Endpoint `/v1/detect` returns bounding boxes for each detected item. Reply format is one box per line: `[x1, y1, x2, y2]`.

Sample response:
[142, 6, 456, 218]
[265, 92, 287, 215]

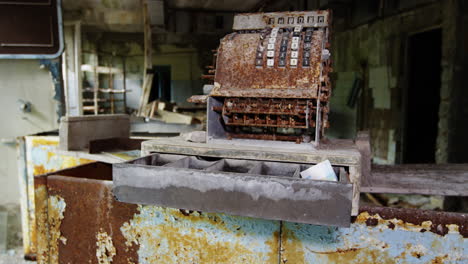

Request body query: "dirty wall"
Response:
[329, 1, 460, 164]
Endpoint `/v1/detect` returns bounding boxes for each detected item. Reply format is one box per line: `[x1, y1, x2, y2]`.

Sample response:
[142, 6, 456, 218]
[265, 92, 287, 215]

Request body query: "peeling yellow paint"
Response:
[60, 157, 94, 169]
[96, 229, 116, 264]
[121, 206, 277, 263]
[265, 231, 280, 264]
[31, 137, 59, 147]
[46, 151, 56, 162]
[34, 165, 48, 176]
[33, 157, 94, 176]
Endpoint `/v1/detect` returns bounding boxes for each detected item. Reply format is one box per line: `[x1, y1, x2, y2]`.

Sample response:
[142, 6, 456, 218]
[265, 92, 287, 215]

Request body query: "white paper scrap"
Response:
[300, 160, 338, 181]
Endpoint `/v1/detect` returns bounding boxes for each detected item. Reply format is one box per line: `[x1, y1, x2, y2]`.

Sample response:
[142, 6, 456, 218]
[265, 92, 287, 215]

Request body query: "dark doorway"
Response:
[149, 65, 171, 102]
[403, 28, 442, 163]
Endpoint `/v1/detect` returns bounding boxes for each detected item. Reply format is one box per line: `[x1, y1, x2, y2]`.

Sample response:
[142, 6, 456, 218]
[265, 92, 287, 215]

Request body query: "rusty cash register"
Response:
[113, 11, 370, 227]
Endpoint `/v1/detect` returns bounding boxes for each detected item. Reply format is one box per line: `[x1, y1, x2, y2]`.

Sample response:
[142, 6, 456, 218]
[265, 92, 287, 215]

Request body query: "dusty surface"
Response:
[0, 248, 34, 264]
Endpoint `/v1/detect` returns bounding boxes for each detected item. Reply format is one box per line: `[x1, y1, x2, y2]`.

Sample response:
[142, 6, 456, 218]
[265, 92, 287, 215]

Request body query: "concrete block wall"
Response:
[445, 0, 468, 163]
[330, 1, 462, 164]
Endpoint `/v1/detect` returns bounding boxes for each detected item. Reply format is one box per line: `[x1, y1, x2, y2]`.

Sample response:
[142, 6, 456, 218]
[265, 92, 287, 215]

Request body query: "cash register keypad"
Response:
[256, 26, 315, 68]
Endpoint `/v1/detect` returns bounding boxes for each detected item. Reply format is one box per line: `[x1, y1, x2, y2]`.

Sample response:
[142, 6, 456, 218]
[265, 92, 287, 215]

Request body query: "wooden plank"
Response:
[362, 164, 468, 196]
[142, 137, 362, 166]
[93, 51, 99, 115]
[156, 109, 193, 124]
[74, 22, 83, 116]
[81, 64, 122, 74]
[137, 0, 154, 116]
[63, 21, 83, 116]
[109, 62, 115, 114]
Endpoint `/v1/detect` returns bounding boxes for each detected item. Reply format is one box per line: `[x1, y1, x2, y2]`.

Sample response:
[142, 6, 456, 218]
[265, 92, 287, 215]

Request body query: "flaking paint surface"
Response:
[27, 136, 94, 176]
[282, 211, 467, 264]
[35, 173, 467, 264]
[48, 195, 66, 264]
[24, 136, 95, 257]
[121, 205, 280, 264]
[96, 230, 117, 264]
[35, 184, 49, 264]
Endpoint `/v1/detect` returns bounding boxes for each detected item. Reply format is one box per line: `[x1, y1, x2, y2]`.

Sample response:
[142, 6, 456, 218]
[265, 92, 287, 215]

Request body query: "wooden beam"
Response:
[81, 64, 122, 75]
[137, 0, 154, 116]
[92, 49, 99, 115]
[362, 164, 468, 196]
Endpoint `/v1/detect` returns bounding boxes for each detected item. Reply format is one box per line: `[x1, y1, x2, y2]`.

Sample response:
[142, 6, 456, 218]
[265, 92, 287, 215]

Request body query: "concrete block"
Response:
[59, 114, 130, 151]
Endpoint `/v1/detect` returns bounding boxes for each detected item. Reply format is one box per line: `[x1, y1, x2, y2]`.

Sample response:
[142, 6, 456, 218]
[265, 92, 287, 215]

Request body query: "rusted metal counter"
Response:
[17, 136, 140, 260]
[34, 161, 467, 263]
[19, 136, 468, 263]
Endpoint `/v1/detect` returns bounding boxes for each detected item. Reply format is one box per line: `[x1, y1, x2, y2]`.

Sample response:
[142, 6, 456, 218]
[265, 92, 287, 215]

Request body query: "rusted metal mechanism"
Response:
[198, 11, 332, 145]
[201, 49, 218, 82]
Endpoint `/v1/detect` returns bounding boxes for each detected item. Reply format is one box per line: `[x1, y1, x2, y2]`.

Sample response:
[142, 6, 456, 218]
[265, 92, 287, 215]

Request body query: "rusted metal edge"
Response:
[358, 205, 468, 238]
[233, 10, 330, 30]
[34, 176, 48, 263]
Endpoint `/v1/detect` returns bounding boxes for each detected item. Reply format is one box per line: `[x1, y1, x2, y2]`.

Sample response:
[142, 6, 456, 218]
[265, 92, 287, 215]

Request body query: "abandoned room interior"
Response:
[0, 0, 467, 263]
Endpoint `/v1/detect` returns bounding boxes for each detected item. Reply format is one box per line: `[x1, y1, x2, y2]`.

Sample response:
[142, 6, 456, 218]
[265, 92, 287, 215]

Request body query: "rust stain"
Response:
[411, 251, 423, 259]
[123, 222, 257, 262]
[34, 158, 94, 176]
[170, 209, 232, 234]
[357, 207, 468, 238]
[280, 227, 396, 264]
[280, 227, 305, 264]
[121, 206, 276, 263]
[34, 165, 48, 176]
[314, 247, 394, 264]
[365, 217, 378, 226]
[431, 255, 448, 264]
[357, 212, 438, 234]
[30, 154, 94, 261]
[208, 12, 333, 141]
[48, 195, 66, 264]
[213, 30, 325, 98]
[265, 230, 281, 263]
[46, 173, 140, 264]
[35, 183, 49, 264]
